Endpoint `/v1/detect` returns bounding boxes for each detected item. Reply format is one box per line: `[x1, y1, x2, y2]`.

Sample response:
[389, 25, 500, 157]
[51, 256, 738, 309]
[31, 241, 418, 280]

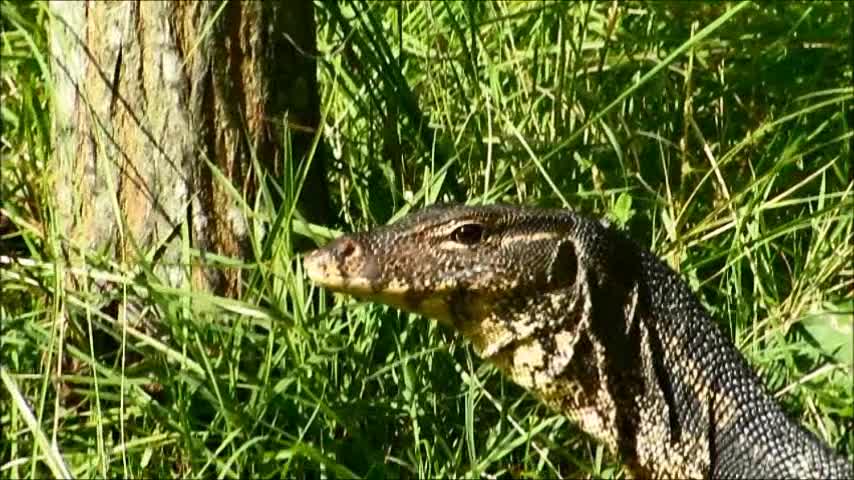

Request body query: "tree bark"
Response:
[49, 0, 328, 297]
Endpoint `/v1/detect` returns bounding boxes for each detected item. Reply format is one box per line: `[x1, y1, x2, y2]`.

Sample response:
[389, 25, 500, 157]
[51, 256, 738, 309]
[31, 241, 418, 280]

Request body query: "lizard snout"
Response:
[304, 236, 380, 293]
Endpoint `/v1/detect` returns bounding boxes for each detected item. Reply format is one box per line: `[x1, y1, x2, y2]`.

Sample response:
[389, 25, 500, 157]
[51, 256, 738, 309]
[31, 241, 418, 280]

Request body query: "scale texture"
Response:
[304, 203, 852, 478]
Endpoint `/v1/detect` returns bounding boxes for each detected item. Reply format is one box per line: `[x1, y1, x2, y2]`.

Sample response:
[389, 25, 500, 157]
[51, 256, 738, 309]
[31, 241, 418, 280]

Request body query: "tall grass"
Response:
[2, 1, 851, 478]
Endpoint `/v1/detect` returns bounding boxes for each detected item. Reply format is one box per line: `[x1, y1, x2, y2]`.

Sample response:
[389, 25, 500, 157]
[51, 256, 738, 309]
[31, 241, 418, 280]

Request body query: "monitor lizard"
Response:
[303, 203, 852, 478]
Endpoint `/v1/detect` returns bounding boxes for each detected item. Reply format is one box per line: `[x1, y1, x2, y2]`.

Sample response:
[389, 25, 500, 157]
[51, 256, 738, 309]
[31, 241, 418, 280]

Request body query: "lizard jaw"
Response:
[303, 239, 455, 323]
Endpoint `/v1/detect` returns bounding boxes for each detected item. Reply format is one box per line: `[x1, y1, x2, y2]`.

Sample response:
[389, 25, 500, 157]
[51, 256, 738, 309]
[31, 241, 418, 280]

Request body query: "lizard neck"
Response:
[454, 277, 627, 453]
[454, 235, 850, 478]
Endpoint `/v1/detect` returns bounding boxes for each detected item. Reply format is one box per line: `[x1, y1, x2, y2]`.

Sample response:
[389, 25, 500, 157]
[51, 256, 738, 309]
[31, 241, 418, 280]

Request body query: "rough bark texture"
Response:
[49, 0, 328, 297]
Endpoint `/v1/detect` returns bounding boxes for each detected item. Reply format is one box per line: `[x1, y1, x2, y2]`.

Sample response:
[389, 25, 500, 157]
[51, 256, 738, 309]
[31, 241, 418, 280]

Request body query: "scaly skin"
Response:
[304, 203, 852, 478]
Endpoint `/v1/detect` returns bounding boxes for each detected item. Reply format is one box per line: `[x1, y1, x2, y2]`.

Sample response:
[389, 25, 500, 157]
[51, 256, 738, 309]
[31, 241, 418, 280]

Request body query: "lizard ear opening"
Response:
[548, 240, 578, 287]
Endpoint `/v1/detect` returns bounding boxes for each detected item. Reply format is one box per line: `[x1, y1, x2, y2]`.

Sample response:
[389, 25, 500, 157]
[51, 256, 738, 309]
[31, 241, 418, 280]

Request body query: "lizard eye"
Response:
[450, 223, 485, 245]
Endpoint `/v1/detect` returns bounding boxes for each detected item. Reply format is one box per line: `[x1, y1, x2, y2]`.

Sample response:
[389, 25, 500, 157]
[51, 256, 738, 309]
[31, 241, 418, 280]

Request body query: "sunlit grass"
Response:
[1, 1, 851, 478]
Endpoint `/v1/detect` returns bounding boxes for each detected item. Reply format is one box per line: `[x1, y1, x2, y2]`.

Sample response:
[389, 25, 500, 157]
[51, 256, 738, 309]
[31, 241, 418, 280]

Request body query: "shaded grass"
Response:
[2, 1, 852, 478]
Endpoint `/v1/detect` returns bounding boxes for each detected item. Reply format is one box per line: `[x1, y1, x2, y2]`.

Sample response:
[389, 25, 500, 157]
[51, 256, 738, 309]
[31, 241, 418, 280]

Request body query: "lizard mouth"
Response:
[304, 237, 455, 323]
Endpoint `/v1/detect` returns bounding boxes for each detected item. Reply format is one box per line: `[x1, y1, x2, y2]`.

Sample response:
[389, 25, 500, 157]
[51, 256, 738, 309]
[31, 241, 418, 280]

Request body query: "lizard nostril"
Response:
[337, 238, 357, 259]
[330, 238, 367, 270]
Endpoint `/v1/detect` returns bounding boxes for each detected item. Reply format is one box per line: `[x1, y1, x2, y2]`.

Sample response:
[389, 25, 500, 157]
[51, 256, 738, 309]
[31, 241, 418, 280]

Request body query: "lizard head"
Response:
[303, 204, 585, 333]
[304, 203, 640, 422]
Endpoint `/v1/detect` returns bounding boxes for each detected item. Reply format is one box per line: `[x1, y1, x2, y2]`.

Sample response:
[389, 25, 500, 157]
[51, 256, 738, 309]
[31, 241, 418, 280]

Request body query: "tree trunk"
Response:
[49, 0, 328, 297]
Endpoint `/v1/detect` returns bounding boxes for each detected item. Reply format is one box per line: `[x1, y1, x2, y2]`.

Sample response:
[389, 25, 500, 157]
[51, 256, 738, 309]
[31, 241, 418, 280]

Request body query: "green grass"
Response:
[2, 1, 852, 478]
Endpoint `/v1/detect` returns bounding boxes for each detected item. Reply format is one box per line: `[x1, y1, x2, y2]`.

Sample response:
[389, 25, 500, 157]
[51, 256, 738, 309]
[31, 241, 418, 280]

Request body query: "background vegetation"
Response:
[2, 1, 852, 478]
